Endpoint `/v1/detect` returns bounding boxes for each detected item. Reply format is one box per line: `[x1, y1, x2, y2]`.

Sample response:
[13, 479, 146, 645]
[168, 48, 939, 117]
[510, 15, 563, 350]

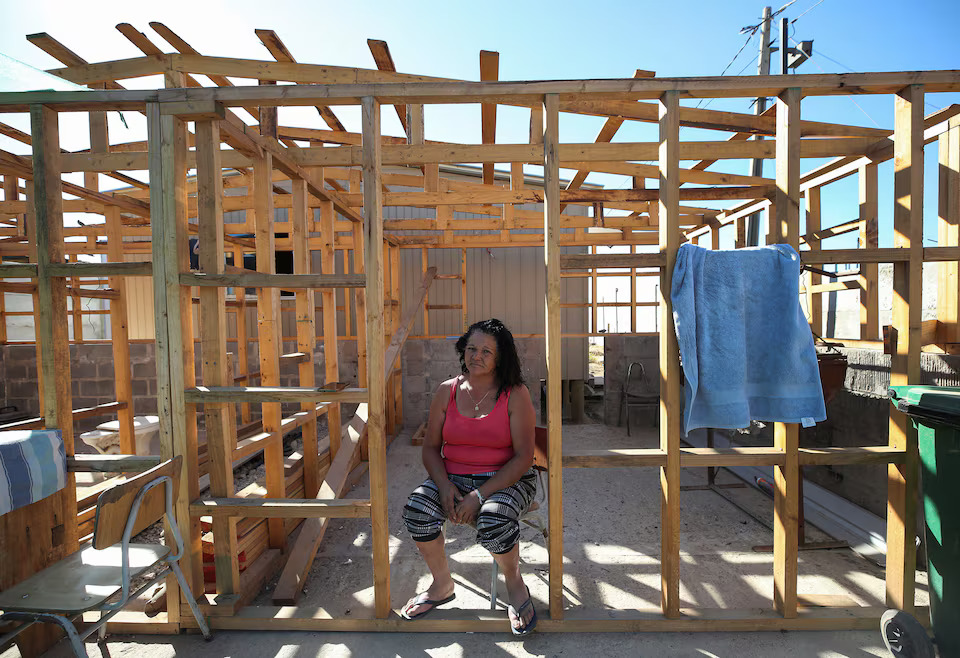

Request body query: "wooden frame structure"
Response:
[2, 26, 960, 642]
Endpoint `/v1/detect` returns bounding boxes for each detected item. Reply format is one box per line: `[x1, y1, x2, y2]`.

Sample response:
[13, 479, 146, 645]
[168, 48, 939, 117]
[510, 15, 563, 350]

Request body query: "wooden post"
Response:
[806, 188, 822, 334]
[543, 93, 565, 620]
[887, 84, 924, 614]
[658, 90, 682, 619]
[937, 118, 960, 343]
[362, 95, 391, 619]
[320, 200, 341, 458]
[773, 87, 801, 619]
[351, 171, 368, 387]
[421, 246, 430, 337]
[860, 163, 880, 341]
[391, 244, 403, 428]
[149, 98, 202, 615]
[104, 206, 136, 455]
[253, 152, 286, 550]
[9, 104, 79, 655]
[460, 247, 467, 331]
[195, 117, 240, 597]
[292, 177, 319, 498]
[234, 246, 251, 425]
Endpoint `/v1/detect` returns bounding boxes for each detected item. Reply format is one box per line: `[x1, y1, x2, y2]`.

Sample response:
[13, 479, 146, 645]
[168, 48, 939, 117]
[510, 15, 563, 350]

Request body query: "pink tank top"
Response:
[442, 376, 514, 475]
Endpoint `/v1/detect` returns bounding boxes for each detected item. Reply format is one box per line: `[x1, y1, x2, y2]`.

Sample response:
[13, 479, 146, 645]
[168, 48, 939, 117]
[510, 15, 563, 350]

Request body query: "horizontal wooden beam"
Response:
[180, 272, 366, 288]
[562, 446, 911, 468]
[183, 604, 910, 633]
[4, 70, 959, 112]
[0, 263, 38, 278]
[184, 386, 367, 404]
[190, 498, 371, 519]
[47, 262, 153, 277]
[560, 253, 666, 270]
[67, 454, 162, 472]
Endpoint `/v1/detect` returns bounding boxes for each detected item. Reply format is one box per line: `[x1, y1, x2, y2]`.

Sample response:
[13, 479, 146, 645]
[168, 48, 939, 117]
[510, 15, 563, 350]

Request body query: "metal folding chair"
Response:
[0, 456, 211, 657]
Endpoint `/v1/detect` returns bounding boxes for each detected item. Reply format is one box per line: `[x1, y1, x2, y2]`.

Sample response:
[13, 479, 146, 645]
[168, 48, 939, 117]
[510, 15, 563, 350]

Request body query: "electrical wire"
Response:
[791, 37, 883, 128]
[792, 0, 827, 23]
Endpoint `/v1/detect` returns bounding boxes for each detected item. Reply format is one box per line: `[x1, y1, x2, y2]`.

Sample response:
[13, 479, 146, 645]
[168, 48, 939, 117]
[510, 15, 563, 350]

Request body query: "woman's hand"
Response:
[453, 490, 482, 526]
[439, 481, 462, 520]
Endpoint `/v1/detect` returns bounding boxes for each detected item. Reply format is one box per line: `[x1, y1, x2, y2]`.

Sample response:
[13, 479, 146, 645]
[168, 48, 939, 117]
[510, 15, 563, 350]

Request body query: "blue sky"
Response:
[1, 0, 959, 330]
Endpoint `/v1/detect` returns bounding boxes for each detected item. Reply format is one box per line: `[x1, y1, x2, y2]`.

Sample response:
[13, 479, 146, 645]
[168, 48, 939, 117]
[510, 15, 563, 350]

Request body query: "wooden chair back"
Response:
[532, 425, 549, 471]
[92, 456, 182, 550]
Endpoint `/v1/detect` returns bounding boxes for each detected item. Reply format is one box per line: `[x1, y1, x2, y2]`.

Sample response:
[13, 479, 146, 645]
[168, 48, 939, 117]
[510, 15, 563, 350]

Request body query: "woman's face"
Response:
[464, 331, 498, 378]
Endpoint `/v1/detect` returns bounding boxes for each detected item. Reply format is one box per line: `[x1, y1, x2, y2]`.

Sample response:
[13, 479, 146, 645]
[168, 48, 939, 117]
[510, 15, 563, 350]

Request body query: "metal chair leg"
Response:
[489, 559, 498, 610]
[170, 561, 212, 640]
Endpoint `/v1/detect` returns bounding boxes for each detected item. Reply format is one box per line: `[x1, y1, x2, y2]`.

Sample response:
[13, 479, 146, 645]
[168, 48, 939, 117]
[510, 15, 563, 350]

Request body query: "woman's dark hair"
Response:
[455, 318, 524, 400]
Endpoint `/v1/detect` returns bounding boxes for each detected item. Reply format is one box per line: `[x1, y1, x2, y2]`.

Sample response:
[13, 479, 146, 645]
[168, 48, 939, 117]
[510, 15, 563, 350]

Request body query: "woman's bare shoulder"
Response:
[437, 376, 460, 395]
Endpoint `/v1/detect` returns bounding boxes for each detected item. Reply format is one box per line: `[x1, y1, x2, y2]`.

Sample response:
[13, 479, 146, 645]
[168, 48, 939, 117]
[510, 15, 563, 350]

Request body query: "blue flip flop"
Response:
[400, 592, 456, 620]
[508, 586, 538, 636]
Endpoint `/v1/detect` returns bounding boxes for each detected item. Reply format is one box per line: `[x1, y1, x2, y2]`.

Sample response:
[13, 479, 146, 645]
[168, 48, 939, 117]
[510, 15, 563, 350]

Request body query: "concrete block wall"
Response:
[400, 337, 545, 429]
[0, 340, 361, 438]
[602, 335, 659, 430]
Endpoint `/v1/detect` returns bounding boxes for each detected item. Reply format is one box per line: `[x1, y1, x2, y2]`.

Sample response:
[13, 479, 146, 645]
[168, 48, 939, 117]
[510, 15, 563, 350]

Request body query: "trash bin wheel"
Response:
[881, 609, 935, 658]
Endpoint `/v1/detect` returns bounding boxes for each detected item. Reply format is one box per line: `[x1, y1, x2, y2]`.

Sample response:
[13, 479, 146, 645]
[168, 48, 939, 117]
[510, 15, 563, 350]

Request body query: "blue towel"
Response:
[0, 429, 66, 516]
[670, 243, 826, 434]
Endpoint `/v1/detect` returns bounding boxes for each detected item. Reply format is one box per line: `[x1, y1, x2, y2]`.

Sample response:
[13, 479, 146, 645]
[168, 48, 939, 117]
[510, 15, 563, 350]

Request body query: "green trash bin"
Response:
[886, 385, 960, 657]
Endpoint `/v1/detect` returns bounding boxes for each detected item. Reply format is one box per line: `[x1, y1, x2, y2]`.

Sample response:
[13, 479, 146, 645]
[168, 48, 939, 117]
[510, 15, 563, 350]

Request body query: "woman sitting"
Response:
[401, 318, 538, 635]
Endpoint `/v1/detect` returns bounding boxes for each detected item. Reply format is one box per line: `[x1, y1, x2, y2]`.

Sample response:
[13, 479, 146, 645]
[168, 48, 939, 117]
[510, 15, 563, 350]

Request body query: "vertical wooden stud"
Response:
[887, 84, 924, 613]
[658, 90, 682, 619]
[105, 206, 136, 455]
[806, 188, 822, 334]
[860, 163, 881, 341]
[362, 95, 391, 619]
[320, 200, 342, 458]
[937, 118, 959, 343]
[292, 177, 319, 497]
[773, 87, 801, 619]
[543, 93, 565, 620]
[253, 152, 286, 550]
[196, 117, 240, 596]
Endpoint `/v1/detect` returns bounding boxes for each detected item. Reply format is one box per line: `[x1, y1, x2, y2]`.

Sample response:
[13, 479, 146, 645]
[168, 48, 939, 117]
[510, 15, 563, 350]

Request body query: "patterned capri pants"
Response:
[402, 469, 538, 555]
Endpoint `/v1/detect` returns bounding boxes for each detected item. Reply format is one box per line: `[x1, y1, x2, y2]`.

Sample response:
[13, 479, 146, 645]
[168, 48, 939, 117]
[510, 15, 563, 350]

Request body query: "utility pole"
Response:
[746, 5, 772, 247]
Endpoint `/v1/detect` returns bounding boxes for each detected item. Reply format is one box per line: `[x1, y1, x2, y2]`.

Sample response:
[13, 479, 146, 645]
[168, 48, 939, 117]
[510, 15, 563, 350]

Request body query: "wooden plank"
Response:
[658, 90, 682, 619]
[362, 96, 391, 620]
[105, 206, 136, 456]
[859, 164, 880, 340]
[292, 177, 319, 498]
[191, 498, 371, 519]
[148, 102, 202, 613]
[180, 272, 364, 288]
[937, 117, 960, 344]
[185, 386, 366, 404]
[543, 93, 565, 620]
[480, 50, 499, 186]
[196, 118, 240, 597]
[805, 188, 822, 332]
[4, 105, 77, 656]
[366, 40, 407, 131]
[320, 199, 341, 459]
[67, 454, 161, 472]
[45, 262, 153, 277]
[560, 253, 666, 269]
[252, 151, 287, 551]
[886, 84, 924, 614]
[184, 604, 900, 633]
[773, 88, 801, 620]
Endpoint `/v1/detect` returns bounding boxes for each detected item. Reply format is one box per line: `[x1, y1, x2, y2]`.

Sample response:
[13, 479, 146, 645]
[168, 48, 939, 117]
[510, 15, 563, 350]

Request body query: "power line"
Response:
[792, 0, 827, 22]
[792, 38, 882, 128]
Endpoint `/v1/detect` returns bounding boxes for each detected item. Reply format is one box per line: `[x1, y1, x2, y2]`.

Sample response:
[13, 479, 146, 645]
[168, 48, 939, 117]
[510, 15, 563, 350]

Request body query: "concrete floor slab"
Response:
[2, 421, 924, 657]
